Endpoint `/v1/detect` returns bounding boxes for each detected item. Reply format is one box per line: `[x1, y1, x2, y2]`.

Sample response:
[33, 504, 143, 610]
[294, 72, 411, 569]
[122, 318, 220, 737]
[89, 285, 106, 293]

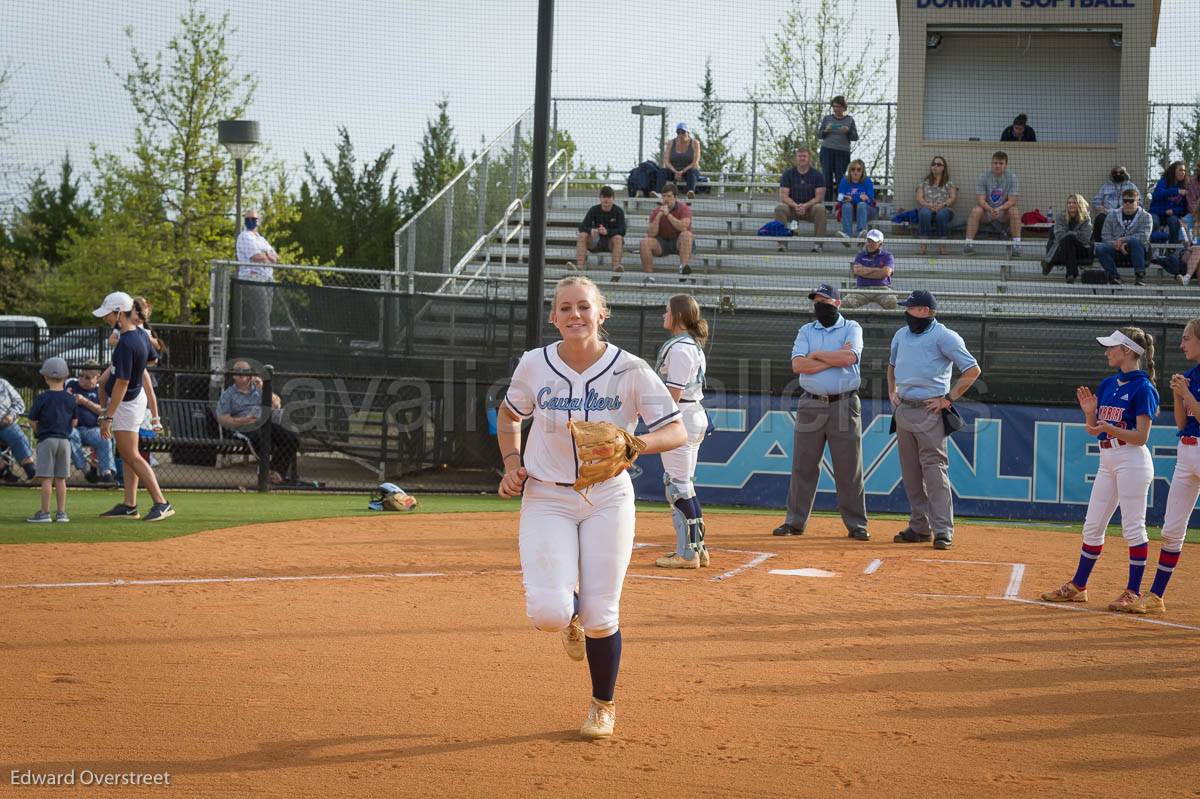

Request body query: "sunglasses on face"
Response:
[1122, 198, 1137, 204]
[931, 162, 945, 166]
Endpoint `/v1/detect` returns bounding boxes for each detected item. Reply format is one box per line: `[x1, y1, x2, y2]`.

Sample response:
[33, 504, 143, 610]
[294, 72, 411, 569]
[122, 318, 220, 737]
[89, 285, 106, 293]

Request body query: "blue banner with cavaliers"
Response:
[632, 394, 1197, 526]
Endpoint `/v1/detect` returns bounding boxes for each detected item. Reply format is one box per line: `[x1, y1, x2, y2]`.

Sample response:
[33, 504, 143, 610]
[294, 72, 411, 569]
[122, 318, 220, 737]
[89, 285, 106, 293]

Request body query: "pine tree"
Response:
[697, 58, 744, 177]
[405, 98, 466, 217]
[13, 153, 93, 266]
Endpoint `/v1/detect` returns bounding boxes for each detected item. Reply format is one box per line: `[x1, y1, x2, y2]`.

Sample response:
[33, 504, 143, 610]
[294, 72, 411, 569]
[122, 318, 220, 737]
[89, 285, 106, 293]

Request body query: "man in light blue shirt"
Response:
[773, 284, 870, 541]
[887, 290, 981, 550]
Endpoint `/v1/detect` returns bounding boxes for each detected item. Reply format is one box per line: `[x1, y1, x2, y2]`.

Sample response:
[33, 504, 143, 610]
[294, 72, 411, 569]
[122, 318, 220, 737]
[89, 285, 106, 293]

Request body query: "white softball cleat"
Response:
[580, 698, 616, 739]
[561, 614, 586, 661]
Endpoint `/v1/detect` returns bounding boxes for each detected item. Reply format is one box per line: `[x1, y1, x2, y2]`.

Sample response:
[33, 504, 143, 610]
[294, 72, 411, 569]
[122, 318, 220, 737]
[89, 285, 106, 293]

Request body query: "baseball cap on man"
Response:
[899, 289, 937, 309]
[39, 356, 69, 380]
[1096, 329, 1144, 355]
[92, 291, 134, 317]
[865, 229, 885, 243]
[676, 122, 690, 133]
[808, 283, 841, 301]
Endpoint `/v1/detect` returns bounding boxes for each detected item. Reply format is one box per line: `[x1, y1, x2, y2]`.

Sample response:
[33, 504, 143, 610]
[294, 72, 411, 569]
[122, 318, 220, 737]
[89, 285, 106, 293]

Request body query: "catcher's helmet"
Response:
[368, 482, 418, 512]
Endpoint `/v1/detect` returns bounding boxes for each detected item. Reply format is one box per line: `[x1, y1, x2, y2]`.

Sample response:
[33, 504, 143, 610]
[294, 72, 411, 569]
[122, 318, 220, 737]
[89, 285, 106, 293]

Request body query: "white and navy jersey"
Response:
[504, 343, 680, 484]
[655, 334, 706, 403]
[1094, 369, 1159, 441]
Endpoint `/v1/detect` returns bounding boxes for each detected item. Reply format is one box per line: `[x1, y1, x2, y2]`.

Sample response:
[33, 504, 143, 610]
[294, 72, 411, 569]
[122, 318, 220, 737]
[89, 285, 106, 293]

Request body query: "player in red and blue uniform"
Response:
[1136, 319, 1200, 614]
[1042, 327, 1159, 612]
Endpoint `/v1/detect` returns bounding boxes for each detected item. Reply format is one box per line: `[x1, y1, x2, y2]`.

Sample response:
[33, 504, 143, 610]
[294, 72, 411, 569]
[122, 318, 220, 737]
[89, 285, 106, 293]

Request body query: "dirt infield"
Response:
[2, 512, 1200, 799]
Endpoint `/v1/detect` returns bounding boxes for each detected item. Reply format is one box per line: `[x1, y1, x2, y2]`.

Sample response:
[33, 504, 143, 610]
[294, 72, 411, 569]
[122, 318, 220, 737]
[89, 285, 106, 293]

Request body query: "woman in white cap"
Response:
[93, 291, 175, 521]
[1041, 327, 1158, 612]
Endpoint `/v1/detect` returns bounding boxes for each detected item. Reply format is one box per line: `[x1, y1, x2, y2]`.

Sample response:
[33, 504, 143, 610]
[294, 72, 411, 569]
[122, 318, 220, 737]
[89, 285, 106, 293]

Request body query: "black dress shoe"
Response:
[848, 529, 871, 541]
[772, 523, 804, 536]
[893, 528, 932, 543]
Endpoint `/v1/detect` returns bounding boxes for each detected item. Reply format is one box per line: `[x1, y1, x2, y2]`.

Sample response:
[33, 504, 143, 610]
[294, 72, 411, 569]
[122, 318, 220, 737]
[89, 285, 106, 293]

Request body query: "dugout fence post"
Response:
[257, 365, 274, 494]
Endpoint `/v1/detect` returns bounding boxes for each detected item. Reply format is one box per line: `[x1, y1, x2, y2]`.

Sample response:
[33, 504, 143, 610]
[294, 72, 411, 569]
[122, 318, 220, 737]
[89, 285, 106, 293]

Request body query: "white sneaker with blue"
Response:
[144, 502, 175, 522]
[54, 511, 69, 523]
[26, 510, 52, 524]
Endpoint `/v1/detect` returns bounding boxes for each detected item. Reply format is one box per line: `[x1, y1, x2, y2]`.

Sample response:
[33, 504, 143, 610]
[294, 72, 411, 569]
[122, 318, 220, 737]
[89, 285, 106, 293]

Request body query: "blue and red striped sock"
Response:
[1149, 548, 1182, 598]
[1070, 543, 1103, 588]
[1127, 543, 1149, 594]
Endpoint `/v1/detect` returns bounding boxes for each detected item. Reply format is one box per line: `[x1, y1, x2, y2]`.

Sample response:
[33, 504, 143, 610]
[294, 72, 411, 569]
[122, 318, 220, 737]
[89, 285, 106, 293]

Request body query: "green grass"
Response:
[0, 487, 1195, 545]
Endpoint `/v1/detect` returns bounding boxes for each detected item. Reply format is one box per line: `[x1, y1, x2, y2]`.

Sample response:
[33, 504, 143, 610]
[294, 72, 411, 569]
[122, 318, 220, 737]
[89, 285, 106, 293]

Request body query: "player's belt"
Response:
[802, 390, 858, 403]
[1099, 438, 1128, 449]
[679, 399, 699, 403]
[899, 398, 931, 408]
[531, 476, 576, 488]
[1180, 436, 1199, 446]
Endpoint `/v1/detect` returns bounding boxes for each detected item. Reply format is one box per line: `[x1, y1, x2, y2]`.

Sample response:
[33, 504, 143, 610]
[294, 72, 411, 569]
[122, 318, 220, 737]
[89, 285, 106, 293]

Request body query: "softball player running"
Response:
[653, 295, 710, 569]
[1136, 319, 1200, 614]
[497, 275, 686, 739]
[1042, 327, 1158, 612]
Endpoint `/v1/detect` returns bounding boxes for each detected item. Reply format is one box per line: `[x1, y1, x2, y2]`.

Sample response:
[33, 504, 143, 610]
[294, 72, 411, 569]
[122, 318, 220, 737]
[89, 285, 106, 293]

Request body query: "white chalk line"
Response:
[710, 551, 776, 582]
[1005, 596, 1200, 632]
[628, 574, 686, 581]
[863, 558, 883, 575]
[0, 572, 447, 590]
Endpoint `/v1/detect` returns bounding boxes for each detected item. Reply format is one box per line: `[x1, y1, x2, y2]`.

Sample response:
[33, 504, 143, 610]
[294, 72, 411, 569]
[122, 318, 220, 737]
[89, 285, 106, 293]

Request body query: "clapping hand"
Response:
[1076, 386, 1098, 415]
[1170, 373, 1190, 397]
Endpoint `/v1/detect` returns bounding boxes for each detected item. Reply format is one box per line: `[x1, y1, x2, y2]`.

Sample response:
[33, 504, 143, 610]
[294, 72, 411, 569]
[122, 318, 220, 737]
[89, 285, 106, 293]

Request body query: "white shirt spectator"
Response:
[236, 228, 277, 282]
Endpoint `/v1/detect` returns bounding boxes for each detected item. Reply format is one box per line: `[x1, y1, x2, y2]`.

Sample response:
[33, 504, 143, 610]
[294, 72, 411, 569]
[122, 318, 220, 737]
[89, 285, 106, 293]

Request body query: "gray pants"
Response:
[894, 402, 954, 540]
[784, 394, 868, 535]
[240, 282, 273, 341]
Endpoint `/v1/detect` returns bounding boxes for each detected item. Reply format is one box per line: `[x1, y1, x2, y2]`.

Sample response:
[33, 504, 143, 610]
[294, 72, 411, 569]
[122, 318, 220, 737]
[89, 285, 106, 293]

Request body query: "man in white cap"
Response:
[841, 229, 897, 310]
[235, 208, 277, 341]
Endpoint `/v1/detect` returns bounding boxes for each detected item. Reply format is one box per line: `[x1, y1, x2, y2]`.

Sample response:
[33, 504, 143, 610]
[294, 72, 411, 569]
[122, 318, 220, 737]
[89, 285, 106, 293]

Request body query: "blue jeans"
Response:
[70, 425, 115, 474]
[918, 207, 954, 238]
[656, 167, 698, 194]
[0, 422, 33, 462]
[1155, 213, 1183, 243]
[820, 148, 851, 197]
[1096, 239, 1146, 277]
[841, 202, 870, 236]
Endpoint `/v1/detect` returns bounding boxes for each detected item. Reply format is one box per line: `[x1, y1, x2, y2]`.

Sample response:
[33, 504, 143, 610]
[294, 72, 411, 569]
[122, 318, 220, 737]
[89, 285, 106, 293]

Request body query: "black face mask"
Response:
[1112, 171, 1128, 183]
[814, 303, 840, 328]
[905, 312, 933, 334]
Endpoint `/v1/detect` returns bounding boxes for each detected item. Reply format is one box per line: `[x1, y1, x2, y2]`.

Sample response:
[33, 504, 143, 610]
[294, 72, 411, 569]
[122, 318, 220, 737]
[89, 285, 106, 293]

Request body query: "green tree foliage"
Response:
[11, 153, 93, 266]
[698, 58, 746, 177]
[405, 98, 466, 217]
[751, 0, 891, 175]
[283, 127, 403, 268]
[50, 1, 254, 323]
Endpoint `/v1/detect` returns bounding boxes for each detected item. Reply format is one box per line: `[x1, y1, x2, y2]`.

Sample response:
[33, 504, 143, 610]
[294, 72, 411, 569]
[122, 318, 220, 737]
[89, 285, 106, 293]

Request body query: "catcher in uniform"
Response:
[653, 294, 711, 569]
[497, 275, 686, 740]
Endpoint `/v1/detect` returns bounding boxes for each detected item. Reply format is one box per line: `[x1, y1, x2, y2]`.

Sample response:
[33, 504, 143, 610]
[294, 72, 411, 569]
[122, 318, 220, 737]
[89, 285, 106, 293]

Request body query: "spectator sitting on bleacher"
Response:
[1150, 161, 1190, 245]
[1174, 238, 1200, 287]
[638, 183, 694, 284]
[658, 123, 701, 200]
[1095, 188, 1152, 286]
[216, 361, 302, 485]
[1000, 114, 1036, 142]
[837, 159, 875, 245]
[964, 151, 1022, 257]
[916, 156, 957, 255]
[0, 376, 36, 481]
[818, 96, 859, 200]
[576, 186, 626, 279]
[1186, 159, 1200, 231]
[774, 147, 827, 254]
[840, 229, 896, 310]
[1041, 194, 1093, 284]
[1092, 165, 1137, 244]
[66, 361, 116, 483]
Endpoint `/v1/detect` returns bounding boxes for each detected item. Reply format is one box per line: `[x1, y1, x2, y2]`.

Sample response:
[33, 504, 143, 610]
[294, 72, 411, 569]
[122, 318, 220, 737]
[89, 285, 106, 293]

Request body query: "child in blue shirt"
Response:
[26, 357, 77, 523]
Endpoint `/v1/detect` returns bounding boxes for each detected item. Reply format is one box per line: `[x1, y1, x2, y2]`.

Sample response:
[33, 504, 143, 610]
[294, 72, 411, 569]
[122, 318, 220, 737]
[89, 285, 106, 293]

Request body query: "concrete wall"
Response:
[894, 0, 1158, 220]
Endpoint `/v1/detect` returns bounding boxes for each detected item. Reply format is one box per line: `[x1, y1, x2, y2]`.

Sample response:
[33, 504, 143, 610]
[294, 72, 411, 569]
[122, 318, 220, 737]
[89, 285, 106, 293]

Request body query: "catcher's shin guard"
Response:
[687, 517, 706, 554]
[665, 475, 704, 555]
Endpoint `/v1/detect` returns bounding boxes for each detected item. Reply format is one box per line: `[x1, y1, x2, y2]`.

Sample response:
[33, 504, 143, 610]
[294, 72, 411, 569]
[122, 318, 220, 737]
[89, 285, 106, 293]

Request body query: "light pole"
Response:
[217, 119, 261, 254]
[630, 104, 666, 164]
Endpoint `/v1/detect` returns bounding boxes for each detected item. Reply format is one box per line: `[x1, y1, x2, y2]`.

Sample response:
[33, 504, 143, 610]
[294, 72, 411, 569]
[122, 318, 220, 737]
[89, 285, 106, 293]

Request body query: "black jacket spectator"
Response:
[578, 204, 626, 238]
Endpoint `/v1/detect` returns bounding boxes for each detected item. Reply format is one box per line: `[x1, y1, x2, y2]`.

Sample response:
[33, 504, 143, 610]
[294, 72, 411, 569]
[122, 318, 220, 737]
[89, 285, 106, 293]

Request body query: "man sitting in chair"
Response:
[215, 360, 302, 485]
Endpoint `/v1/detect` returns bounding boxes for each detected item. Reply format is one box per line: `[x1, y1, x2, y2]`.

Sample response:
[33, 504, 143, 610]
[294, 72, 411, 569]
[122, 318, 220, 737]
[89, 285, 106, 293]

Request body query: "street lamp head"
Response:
[218, 119, 261, 160]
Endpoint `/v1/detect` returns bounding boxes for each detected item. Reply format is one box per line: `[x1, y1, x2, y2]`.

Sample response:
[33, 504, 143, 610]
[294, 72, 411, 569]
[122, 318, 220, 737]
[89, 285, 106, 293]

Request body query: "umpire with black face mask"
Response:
[773, 284, 870, 541]
[887, 290, 981, 550]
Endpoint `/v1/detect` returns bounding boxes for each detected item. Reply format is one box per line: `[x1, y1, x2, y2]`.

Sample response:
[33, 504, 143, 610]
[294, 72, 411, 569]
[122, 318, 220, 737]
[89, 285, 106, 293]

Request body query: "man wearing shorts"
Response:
[576, 186, 627, 279]
[638, 182, 693, 282]
[964, 151, 1023, 257]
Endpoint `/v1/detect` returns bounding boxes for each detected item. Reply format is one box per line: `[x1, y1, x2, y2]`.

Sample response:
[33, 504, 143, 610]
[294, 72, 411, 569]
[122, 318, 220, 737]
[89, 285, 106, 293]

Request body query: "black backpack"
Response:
[626, 160, 658, 197]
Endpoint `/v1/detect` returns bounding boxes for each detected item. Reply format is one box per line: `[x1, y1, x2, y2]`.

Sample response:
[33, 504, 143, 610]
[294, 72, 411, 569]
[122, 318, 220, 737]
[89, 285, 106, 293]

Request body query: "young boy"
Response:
[26, 357, 77, 523]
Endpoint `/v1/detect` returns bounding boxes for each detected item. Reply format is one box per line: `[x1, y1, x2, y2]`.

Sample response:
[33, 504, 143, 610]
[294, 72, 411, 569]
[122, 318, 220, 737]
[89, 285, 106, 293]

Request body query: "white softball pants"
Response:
[1161, 442, 1200, 551]
[519, 473, 635, 638]
[660, 403, 708, 490]
[1081, 444, 1153, 548]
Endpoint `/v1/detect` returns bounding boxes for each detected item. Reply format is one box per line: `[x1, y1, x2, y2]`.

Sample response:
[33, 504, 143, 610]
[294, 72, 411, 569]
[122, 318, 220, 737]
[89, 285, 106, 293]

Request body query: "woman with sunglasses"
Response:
[916, 157, 957, 255]
[836, 159, 876, 243]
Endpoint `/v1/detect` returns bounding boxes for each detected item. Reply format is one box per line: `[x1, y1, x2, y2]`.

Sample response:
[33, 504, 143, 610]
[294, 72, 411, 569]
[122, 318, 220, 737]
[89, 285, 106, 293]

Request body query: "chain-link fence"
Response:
[1148, 102, 1200, 178]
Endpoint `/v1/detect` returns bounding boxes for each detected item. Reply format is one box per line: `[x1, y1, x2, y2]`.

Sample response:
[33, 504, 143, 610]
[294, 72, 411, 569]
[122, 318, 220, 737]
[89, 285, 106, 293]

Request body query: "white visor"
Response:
[1096, 330, 1144, 356]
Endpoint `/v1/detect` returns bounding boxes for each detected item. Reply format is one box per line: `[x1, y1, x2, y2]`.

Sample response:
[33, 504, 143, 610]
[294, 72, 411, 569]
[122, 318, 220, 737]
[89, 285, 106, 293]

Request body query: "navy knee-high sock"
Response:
[573, 591, 580, 618]
[1071, 543, 1103, 588]
[585, 630, 622, 702]
[1127, 543, 1149, 594]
